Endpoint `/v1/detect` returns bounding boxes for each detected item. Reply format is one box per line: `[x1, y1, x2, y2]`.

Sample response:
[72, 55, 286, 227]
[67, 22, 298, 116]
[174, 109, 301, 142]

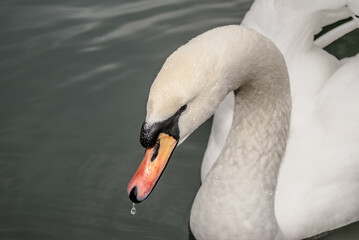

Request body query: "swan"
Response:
[127, 1, 359, 240]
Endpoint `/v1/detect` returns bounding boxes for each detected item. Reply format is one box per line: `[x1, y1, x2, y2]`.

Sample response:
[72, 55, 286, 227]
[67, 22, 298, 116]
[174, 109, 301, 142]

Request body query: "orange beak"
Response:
[127, 133, 177, 203]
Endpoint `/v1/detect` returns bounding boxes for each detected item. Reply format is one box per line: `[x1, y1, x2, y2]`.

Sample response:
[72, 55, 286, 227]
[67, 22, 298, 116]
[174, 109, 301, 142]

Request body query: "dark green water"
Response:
[0, 0, 358, 239]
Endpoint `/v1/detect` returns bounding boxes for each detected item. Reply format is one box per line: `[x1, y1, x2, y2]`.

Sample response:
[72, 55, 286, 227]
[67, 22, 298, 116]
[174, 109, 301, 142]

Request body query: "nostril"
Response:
[151, 142, 160, 162]
[129, 186, 141, 203]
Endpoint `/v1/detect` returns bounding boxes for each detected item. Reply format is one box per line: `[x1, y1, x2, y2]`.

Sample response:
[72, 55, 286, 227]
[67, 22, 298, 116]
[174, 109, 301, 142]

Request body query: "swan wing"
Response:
[275, 54, 359, 238]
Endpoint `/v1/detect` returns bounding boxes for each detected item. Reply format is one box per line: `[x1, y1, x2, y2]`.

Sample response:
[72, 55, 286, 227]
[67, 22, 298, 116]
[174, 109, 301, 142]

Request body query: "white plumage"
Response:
[200, 1, 359, 239]
[142, 0, 359, 239]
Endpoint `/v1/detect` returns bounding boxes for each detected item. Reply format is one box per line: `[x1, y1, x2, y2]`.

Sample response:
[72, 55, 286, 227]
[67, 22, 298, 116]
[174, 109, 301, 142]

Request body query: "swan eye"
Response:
[179, 104, 187, 113]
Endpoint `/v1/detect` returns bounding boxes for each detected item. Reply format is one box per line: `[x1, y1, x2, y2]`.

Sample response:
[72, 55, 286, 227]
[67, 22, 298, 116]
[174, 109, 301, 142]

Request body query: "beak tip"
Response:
[129, 186, 142, 203]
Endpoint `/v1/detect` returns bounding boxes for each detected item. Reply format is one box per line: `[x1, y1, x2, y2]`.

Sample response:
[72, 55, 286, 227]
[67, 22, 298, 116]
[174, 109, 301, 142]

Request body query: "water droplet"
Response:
[131, 203, 136, 215]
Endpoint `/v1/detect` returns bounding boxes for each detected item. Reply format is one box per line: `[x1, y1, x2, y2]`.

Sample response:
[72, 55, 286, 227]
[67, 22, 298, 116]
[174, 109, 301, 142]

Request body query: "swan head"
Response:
[143, 42, 229, 146]
[127, 25, 255, 203]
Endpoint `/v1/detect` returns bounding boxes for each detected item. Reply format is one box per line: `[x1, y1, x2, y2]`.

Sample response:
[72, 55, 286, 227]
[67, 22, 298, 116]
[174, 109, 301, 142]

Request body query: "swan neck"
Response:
[191, 28, 291, 240]
[220, 51, 290, 238]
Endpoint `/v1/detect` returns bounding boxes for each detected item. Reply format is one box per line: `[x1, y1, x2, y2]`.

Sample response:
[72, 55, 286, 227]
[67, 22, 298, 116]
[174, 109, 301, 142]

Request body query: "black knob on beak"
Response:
[140, 122, 161, 148]
[140, 107, 183, 148]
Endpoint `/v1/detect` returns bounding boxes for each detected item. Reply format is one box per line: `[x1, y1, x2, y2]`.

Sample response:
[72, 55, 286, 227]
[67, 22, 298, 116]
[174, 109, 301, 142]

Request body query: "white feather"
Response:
[199, 0, 359, 239]
[144, 1, 359, 239]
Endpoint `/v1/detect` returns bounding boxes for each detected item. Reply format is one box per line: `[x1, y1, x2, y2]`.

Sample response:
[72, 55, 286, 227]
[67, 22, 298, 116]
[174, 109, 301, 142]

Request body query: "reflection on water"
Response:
[0, 0, 358, 239]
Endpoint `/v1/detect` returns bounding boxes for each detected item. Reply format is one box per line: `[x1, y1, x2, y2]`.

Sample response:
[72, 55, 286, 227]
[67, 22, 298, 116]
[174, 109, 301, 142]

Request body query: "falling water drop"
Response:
[131, 203, 136, 215]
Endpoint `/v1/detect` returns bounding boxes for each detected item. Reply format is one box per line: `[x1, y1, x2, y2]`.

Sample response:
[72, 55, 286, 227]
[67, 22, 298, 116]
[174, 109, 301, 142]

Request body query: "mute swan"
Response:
[127, 1, 359, 240]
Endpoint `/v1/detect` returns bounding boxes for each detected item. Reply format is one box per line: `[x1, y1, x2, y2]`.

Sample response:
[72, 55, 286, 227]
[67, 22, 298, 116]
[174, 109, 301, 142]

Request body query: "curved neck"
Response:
[191, 27, 291, 240]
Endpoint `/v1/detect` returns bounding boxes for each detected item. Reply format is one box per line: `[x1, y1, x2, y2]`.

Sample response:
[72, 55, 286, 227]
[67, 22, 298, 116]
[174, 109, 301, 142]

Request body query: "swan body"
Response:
[129, 1, 359, 239]
[200, 1, 359, 238]
[202, 0, 359, 181]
